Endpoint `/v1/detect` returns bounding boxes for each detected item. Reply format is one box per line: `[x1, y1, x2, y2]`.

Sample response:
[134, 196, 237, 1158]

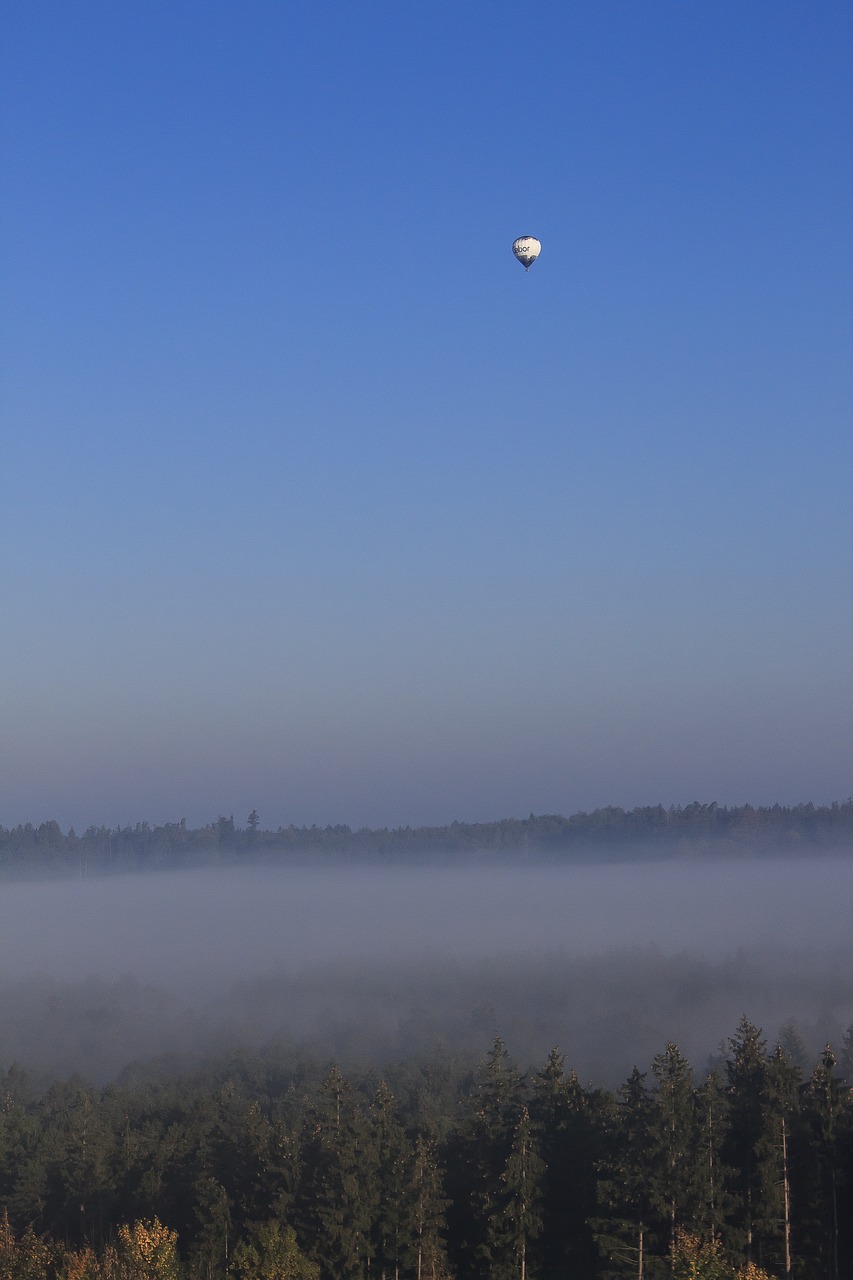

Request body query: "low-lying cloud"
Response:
[1, 854, 850, 1085]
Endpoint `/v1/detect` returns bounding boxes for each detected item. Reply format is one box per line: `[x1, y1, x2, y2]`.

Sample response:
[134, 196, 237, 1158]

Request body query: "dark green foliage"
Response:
[487, 1106, 543, 1280]
[758, 1046, 800, 1278]
[529, 1048, 602, 1278]
[0, 1022, 852, 1279]
[724, 1018, 771, 1265]
[294, 1067, 375, 1280]
[650, 1042, 701, 1251]
[367, 1081, 413, 1280]
[799, 1045, 848, 1280]
[446, 1037, 526, 1279]
[693, 1070, 737, 1247]
[410, 1133, 451, 1280]
[188, 1173, 231, 1280]
[593, 1067, 660, 1278]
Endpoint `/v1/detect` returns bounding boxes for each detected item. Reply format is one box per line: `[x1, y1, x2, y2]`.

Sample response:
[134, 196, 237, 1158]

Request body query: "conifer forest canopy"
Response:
[0, 803, 852, 1277]
[0, 1024, 851, 1279]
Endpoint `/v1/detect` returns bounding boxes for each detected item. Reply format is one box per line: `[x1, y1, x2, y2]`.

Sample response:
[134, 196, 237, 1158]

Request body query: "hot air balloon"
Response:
[512, 236, 541, 270]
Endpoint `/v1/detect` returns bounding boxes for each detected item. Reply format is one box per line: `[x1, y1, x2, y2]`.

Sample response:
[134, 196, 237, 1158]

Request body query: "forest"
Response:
[1, 801, 851, 878]
[0, 1020, 851, 1280]
[1, 809, 850, 1277]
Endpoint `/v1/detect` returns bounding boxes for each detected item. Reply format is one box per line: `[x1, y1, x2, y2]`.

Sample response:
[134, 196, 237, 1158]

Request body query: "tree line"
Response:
[1, 801, 851, 877]
[1, 1018, 851, 1279]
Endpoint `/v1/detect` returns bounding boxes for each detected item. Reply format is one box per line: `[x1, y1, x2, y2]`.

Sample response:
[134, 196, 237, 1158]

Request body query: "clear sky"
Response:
[2, 1, 851, 831]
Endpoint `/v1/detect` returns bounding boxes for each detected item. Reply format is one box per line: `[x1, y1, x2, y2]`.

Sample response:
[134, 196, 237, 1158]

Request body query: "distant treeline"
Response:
[0, 1019, 851, 1279]
[1, 801, 851, 877]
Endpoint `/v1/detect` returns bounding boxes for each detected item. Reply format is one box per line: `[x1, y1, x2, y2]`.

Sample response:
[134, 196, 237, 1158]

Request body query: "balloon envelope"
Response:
[512, 236, 541, 270]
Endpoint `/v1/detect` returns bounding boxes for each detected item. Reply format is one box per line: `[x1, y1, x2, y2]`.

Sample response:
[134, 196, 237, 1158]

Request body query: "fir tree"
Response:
[802, 1045, 847, 1280]
[188, 1174, 231, 1280]
[470, 1038, 525, 1278]
[694, 1071, 736, 1248]
[757, 1046, 800, 1280]
[295, 1067, 374, 1280]
[445, 1037, 524, 1280]
[410, 1134, 451, 1280]
[489, 1107, 543, 1280]
[368, 1081, 411, 1280]
[593, 1067, 659, 1279]
[650, 1043, 699, 1252]
[724, 1018, 769, 1269]
[530, 1048, 601, 1279]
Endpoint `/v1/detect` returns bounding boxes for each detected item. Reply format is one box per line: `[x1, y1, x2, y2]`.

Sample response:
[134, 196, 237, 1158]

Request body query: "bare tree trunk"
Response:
[707, 1095, 717, 1245]
[746, 1187, 753, 1265]
[670, 1199, 676, 1255]
[830, 1163, 839, 1280]
[781, 1116, 792, 1280]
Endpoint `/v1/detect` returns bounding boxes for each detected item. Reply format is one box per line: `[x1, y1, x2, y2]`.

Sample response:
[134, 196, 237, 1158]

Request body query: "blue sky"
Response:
[2, 1, 851, 831]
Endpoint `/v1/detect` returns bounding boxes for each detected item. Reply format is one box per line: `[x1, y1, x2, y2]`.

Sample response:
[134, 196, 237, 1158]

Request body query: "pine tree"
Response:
[724, 1018, 769, 1269]
[650, 1043, 699, 1252]
[207, 1084, 276, 1230]
[757, 1046, 800, 1280]
[803, 1045, 847, 1280]
[530, 1048, 601, 1279]
[489, 1107, 543, 1280]
[593, 1068, 659, 1279]
[410, 1135, 451, 1280]
[38, 1080, 114, 1247]
[467, 1038, 525, 1279]
[693, 1071, 735, 1247]
[295, 1067, 374, 1280]
[475, 1039, 526, 1138]
[368, 1081, 411, 1280]
[188, 1174, 231, 1280]
[0, 1070, 43, 1231]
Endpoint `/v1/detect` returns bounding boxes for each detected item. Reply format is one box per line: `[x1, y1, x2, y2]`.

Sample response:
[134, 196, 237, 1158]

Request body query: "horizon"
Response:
[6, 795, 853, 836]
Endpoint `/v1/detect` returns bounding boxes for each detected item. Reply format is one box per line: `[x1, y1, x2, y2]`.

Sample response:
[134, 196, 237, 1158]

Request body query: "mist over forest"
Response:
[1, 853, 850, 1087]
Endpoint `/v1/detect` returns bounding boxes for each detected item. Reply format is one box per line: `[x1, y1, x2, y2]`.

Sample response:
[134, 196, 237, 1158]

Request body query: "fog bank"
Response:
[1, 855, 850, 1085]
